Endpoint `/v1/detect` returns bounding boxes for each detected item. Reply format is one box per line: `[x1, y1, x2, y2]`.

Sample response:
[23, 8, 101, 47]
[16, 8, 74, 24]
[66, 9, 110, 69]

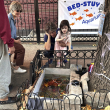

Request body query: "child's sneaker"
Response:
[56, 62, 60, 67]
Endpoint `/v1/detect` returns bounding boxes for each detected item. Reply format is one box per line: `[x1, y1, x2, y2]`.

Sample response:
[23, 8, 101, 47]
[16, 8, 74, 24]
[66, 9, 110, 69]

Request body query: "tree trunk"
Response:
[89, 0, 110, 91]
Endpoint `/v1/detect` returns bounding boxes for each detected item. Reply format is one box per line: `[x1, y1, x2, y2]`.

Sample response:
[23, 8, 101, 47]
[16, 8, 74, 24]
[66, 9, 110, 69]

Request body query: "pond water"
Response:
[38, 74, 70, 99]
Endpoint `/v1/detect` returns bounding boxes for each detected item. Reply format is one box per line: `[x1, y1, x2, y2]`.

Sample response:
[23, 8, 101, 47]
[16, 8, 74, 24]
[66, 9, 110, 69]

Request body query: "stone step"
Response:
[0, 103, 17, 109]
[70, 64, 82, 72]
[81, 72, 89, 82]
[82, 80, 88, 93]
[63, 86, 83, 104]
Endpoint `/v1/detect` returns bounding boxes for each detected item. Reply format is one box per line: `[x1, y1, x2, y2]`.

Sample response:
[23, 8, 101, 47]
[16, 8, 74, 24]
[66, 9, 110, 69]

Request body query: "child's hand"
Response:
[69, 49, 73, 51]
[62, 37, 67, 41]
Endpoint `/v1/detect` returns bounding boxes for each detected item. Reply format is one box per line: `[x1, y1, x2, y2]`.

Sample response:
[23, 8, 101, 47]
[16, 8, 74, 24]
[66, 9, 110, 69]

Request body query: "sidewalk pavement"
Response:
[0, 42, 44, 110]
[0, 42, 97, 109]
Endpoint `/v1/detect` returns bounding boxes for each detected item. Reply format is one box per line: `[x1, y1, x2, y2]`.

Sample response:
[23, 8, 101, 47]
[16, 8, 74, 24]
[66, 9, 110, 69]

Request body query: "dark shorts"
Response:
[44, 50, 54, 58]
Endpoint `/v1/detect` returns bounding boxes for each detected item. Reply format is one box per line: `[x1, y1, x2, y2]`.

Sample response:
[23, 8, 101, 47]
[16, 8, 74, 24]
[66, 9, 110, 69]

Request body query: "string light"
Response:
[95, 72, 110, 81]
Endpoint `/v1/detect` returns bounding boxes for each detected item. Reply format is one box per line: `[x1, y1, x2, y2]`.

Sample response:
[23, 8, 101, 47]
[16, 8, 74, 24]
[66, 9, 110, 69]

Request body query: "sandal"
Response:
[0, 97, 19, 104]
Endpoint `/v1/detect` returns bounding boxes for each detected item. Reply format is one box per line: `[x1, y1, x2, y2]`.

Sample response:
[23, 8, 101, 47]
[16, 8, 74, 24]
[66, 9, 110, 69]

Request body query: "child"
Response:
[54, 20, 71, 67]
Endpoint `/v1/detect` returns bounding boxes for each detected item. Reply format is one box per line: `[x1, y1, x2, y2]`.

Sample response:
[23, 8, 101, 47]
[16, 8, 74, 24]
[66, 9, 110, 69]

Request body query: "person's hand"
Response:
[62, 37, 67, 41]
[8, 46, 15, 54]
[69, 49, 73, 52]
[18, 39, 21, 44]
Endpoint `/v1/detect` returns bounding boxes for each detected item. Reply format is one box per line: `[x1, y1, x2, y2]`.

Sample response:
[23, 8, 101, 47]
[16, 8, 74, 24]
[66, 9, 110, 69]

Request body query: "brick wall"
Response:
[38, 0, 58, 32]
[4, 0, 109, 41]
[4, 0, 36, 30]
[5, 0, 109, 32]
[4, 0, 58, 31]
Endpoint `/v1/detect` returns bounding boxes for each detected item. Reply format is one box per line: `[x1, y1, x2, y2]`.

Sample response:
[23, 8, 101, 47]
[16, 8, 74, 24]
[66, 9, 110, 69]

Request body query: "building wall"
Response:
[4, 0, 109, 32]
[4, 0, 58, 31]
[4, 0, 36, 30]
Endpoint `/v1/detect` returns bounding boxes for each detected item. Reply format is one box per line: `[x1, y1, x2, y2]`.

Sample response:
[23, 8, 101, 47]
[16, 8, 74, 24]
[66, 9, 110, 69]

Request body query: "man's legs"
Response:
[0, 38, 18, 104]
[0, 38, 11, 99]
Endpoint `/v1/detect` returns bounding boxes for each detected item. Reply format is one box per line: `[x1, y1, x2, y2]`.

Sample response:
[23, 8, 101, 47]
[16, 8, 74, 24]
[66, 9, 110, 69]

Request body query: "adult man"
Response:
[0, 0, 17, 104]
[44, 22, 69, 64]
[44, 22, 57, 59]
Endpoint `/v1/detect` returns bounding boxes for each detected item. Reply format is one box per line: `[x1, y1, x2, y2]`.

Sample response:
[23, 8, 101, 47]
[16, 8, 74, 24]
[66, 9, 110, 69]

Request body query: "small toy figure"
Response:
[88, 63, 94, 73]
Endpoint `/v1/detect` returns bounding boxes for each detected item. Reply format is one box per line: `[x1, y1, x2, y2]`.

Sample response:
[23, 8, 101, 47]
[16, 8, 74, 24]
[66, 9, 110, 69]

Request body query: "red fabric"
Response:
[88, 64, 94, 73]
[0, 0, 14, 47]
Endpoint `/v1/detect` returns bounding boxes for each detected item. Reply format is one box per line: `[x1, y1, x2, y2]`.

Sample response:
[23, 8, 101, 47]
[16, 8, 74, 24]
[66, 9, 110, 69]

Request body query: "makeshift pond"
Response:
[38, 74, 70, 99]
[19, 32, 110, 109]
[32, 68, 70, 97]
[26, 68, 72, 110]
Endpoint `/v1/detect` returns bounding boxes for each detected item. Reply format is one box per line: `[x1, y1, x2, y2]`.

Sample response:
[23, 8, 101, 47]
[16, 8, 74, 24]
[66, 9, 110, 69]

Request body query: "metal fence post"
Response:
[34, 0, 40, 43]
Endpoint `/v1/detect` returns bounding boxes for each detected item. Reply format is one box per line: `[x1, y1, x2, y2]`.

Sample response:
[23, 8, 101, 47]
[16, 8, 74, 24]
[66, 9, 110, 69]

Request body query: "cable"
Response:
[95, 72, 110, 81]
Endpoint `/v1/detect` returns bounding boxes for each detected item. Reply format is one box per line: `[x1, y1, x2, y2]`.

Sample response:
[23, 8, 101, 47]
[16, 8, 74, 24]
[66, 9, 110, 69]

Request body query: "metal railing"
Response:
[30, 50, 97, 84]
[15, 49, 110, 110]
[4, 0, 37, 42]
[5, 0, 110, 43]
[16, 79, 110, 110]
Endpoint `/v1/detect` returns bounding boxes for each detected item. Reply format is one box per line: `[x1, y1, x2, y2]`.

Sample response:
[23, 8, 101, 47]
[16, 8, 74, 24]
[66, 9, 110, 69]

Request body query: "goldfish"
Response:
[75, 16, 83, 21]
[81, 104, 91, 110]
[86, 13, 93, 17]
[69, 11, 77, 16]
[84, 9, 89, 12]
[48, 80, 58, 86]
[70, 23, 75, 26]
[44, 83, 48, 87]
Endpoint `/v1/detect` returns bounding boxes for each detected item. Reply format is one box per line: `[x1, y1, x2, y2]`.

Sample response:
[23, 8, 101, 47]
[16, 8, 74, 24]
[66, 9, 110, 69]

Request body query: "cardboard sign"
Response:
[58, 0, 105, 35]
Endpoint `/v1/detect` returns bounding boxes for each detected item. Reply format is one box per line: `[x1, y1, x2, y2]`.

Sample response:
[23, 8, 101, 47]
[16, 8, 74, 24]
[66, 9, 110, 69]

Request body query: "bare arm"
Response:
[8, 46, 15, 54]
[55, 31, 66, 42]
[67, 42, 71, 50]
[56, 37, 66, 42]
[67, 33, 72, 50]
[44, 32, 51, 50]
